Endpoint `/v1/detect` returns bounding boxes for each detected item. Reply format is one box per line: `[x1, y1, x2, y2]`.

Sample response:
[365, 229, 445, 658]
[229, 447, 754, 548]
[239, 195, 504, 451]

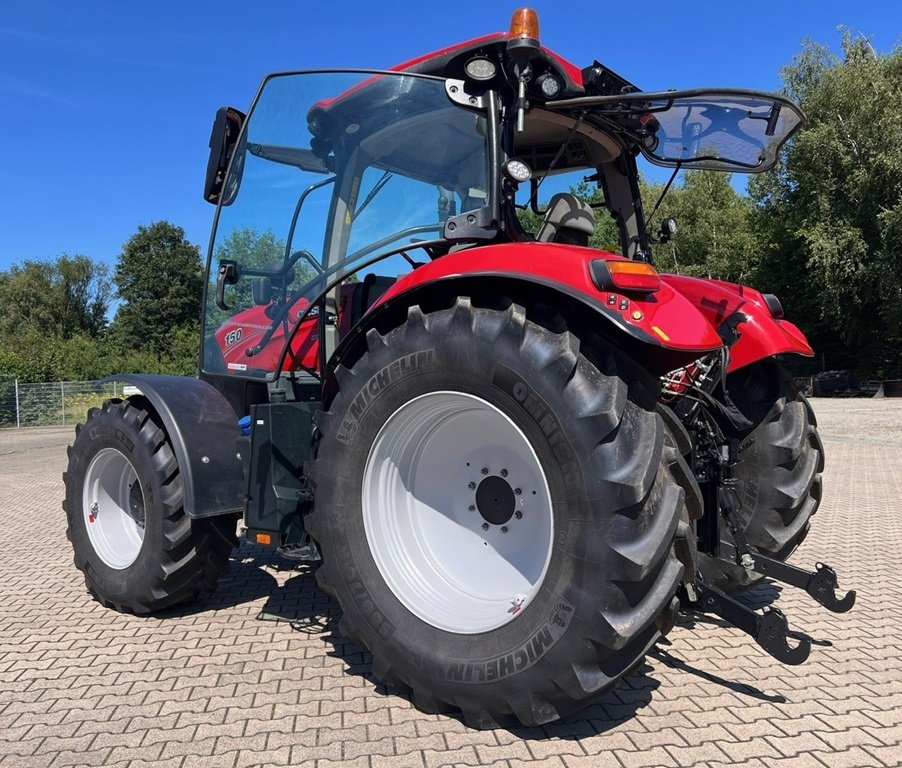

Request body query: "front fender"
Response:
[340, 242, 723, 375]
[662, 275, 814, 372]
[102, 374, 245, 518]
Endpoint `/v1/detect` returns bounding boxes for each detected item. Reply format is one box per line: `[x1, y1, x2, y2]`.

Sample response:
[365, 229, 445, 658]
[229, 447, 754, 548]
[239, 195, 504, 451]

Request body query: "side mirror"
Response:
[204, 107, 246, 205]
[251, 277, 273, 306]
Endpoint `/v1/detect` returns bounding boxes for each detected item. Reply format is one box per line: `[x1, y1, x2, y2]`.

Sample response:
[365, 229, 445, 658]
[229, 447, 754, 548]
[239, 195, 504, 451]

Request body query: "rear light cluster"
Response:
[590, 259, 661, 293]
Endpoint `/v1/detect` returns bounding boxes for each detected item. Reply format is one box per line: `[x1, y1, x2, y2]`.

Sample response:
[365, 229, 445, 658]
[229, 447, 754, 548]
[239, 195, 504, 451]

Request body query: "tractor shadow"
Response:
[162, 544, 790, 733]
[244, 562, 687, 737]
[245, 559, 664, 736]
[155, 536, 312, 618]
[648, 638, 787, 704]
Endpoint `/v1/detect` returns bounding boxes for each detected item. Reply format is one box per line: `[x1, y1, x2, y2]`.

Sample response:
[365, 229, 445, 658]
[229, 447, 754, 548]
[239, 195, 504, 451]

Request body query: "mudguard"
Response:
[101, 374, 245, 518]
[662, 275, 814, 372]
[349, 242, 723, 375]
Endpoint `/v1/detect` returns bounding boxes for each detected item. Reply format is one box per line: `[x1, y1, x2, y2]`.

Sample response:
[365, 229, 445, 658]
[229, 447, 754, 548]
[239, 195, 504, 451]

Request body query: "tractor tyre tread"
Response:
[307, 298, 691, 727]
[63, 398, 237, 614]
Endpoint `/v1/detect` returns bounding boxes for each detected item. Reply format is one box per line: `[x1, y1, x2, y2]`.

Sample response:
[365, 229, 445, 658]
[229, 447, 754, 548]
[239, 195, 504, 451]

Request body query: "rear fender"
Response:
[662, 275, 814, 372]
[331, 243, 722, 377]
[101, 374, 245, 518]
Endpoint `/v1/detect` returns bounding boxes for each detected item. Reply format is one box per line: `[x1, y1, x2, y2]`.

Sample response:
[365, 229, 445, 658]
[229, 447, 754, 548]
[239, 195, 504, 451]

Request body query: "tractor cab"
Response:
[200, 11, 803, 387]
[202, 71, 488, 380]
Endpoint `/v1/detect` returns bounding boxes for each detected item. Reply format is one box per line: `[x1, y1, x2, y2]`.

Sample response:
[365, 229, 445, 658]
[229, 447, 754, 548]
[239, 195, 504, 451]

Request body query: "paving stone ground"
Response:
[0, 398, 900, 768]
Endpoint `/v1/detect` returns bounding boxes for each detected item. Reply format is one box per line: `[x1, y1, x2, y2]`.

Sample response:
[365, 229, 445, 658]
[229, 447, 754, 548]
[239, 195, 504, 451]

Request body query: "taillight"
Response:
[590, 259, 661, 293]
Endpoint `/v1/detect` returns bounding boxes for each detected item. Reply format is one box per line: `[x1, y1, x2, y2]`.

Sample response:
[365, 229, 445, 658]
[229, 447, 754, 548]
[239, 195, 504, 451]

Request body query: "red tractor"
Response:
[64, 9, 854, 727]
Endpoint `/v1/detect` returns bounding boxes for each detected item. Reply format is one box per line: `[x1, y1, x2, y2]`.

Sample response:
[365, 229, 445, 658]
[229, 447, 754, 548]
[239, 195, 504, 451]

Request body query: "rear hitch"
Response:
[719, 541, 856, 614]
[682, 581, 811, 665]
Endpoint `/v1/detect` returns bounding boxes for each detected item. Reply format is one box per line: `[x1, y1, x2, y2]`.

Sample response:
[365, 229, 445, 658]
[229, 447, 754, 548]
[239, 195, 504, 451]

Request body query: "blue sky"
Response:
[1, 1, 899, 273]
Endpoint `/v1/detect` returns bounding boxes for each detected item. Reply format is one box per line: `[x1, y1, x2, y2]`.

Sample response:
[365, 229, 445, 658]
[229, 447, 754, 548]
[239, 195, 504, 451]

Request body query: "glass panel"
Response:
[639, 93, 803, 171]
[202, 71, 487, 379]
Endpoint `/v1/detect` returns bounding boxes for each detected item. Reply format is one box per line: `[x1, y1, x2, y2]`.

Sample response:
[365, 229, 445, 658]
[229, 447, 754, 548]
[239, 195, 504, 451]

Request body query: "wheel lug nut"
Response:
[514, 511, 522, 519]
[500, 468, 508, 477]
[514, 488, 522, 495]
[468, 482, 476, 490]
[482, 523, 489, 531]
[501, 526, 508, 533]
[481, 467, 489, 475]
[468, 505, 476, 512]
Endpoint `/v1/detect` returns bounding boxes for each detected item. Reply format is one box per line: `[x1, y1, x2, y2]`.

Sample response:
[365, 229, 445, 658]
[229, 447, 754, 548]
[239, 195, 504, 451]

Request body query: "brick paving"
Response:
[0, 398, 900, 768]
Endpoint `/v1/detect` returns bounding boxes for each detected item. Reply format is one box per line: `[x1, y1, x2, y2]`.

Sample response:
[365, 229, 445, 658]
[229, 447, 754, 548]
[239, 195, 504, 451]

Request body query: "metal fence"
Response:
[0, 378, 128, 429]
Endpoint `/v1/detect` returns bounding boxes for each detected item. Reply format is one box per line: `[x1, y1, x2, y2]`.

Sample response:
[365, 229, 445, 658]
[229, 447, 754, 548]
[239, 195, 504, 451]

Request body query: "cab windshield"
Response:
[202, 71, 488, 379]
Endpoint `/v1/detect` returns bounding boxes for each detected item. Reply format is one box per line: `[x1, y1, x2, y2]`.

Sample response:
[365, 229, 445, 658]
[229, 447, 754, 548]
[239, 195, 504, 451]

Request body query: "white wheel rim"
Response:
[362, 391, 553, 634]
[82, 448, 146, 569]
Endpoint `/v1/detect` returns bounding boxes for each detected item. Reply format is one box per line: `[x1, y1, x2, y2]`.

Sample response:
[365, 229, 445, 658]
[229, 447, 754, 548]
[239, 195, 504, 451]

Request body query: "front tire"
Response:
[308, 299, 691, 727]
[63, 398, 237, 614]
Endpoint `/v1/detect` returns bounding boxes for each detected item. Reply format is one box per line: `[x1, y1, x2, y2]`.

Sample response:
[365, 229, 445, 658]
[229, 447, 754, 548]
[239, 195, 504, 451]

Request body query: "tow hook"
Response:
[719, 542, 856, 614]
[681, 581, 812, 665]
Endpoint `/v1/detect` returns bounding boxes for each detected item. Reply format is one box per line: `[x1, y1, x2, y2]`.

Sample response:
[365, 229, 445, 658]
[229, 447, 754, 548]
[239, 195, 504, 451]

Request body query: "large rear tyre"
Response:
[308, 299, 691, 727]
[700, 360, 824, 591]
[63, 398, 237, 614]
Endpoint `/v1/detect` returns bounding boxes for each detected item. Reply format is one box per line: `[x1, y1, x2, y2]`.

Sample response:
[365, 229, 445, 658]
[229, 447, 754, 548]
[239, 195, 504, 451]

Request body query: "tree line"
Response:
[0, 221, 203, 382]
[1, 34, 899, 382]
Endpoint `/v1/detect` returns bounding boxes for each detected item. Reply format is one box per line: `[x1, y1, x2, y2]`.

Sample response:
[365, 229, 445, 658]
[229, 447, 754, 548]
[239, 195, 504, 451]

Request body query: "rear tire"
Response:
[700, 360, 824, 591]
[308, 299, 691, 727]
[63, 398, 237, 614]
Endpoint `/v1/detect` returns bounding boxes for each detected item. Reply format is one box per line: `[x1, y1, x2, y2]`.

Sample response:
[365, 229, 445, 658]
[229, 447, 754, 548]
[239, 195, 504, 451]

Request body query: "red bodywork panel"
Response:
[215, 259, 811, 378]
[374, 243, 723, 354]
[313, 35, 586, 114]
[662, 274, 813, 372]
[393, 33, 585, 89]
[215, 299, 321, 375]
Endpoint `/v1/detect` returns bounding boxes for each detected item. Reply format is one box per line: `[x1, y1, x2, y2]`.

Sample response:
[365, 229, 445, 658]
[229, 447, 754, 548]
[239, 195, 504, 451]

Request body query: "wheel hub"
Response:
[128, 482, 146, 528]
[82, 447, 146, 569]
[362, 391, 554, 634]
[475, 475, 515, 526]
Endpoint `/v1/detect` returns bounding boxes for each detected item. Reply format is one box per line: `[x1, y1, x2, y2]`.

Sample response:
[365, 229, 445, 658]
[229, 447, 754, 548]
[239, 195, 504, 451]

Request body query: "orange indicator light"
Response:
[606, 260, 661, 292]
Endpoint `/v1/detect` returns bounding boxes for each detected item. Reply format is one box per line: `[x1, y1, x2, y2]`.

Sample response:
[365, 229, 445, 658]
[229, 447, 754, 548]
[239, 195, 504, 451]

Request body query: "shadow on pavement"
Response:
[159, 542, 801, 732]
[251, 557, 663, 737]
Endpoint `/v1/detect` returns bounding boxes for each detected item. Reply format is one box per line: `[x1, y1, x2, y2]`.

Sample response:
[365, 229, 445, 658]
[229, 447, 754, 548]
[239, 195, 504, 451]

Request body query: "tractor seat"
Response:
[536, 193, 595, 246]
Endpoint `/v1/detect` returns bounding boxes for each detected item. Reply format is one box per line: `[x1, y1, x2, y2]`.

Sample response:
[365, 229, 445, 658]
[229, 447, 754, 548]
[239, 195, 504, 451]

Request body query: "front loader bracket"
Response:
[719, 542, 856, 614]
[682, 582, 811, 665]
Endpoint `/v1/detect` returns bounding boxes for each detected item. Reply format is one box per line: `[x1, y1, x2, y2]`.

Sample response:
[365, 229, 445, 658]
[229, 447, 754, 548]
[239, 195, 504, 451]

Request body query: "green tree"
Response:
[207, 228, 287, 325]
[111, 221, 204, 359]
[646, 171, 757, 283]
[750, 34, 902, 376]
[0, 255, 110, 340]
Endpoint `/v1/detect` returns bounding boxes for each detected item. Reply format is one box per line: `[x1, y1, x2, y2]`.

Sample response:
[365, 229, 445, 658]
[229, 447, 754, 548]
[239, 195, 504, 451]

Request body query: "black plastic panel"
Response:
[244, 402, 317, 537]
[102, 374, 245, 518]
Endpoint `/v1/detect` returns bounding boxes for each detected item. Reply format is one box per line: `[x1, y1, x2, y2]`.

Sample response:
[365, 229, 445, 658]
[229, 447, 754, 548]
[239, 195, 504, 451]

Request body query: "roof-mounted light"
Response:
[464, 57, 497, 81]
[508, 8, 540, 46]
[536, 73, 561, 99]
